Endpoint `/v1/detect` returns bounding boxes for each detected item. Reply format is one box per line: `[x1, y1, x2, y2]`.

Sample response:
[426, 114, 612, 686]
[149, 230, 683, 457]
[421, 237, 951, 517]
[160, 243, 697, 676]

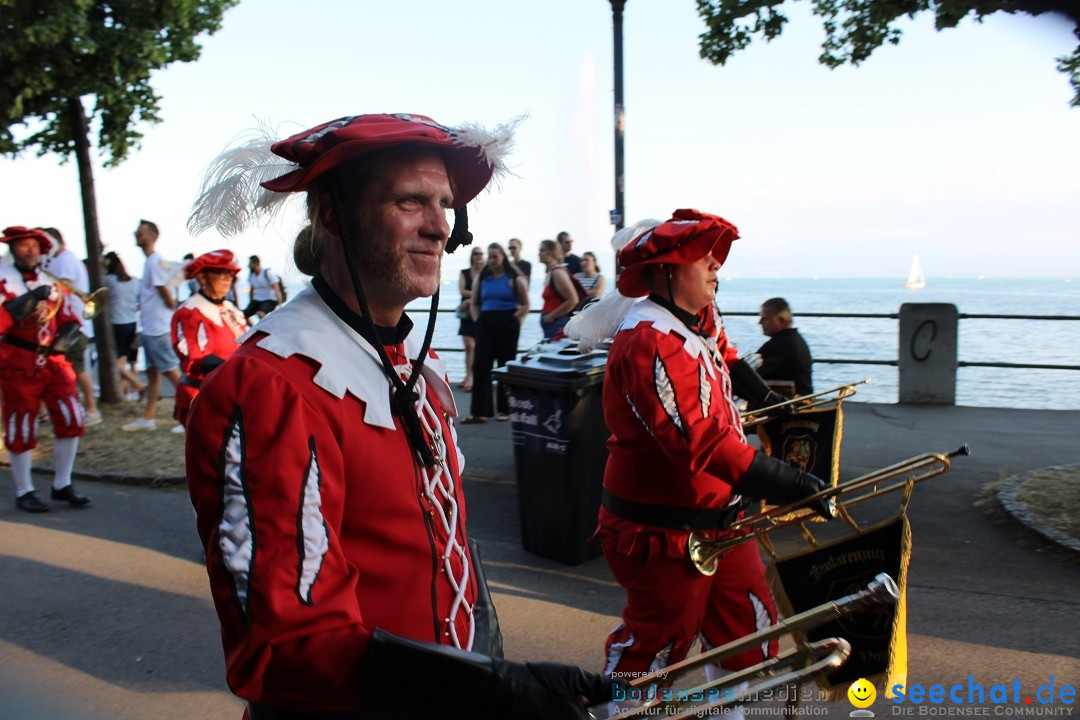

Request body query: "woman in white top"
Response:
[576, 251, 606, 298]
[103, 252, 147, 399]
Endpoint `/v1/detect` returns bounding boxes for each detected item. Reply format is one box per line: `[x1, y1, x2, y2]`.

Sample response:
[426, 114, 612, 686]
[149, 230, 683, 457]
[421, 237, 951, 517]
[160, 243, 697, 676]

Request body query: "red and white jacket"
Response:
[185, 285, 478, 712]
[597, 299, 755, 557]
[170, 293, 246, 425]
[0, 264, 80, 345]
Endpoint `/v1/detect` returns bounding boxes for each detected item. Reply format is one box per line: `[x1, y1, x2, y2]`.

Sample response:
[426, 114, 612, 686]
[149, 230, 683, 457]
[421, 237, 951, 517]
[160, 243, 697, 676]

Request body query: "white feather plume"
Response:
[187, 122, 297, 238]
[451, 115, 526, 189]
[564, 217, 664, 352]
[565, 292, 641, 353]
[611, 217, 663, 254]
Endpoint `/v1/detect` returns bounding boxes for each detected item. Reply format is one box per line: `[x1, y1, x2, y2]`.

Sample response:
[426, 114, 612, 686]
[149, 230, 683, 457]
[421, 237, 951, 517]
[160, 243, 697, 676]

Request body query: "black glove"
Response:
[358, 628, 622, 719]
[50, 321, 83, 354]
[5, 285, 50, 323]
[738, 452, 834, 520]
[729, 359, 793, 415]
[199, 354, 227, 374]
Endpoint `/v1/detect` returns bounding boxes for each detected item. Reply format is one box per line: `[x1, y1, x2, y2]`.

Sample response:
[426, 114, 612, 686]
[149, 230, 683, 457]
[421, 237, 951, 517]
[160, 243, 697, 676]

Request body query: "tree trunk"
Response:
[67, 96, 121, 404]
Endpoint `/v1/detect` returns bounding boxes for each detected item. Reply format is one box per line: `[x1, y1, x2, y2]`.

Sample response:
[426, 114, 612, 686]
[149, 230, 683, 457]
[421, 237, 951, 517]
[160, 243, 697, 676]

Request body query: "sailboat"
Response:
[904, 254, 926, 289]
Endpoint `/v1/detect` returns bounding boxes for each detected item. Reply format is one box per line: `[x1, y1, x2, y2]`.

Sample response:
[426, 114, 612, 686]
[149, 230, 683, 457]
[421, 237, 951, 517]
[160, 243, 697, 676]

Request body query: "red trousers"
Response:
[0, 348, 84, 453]
[603, 539, 777, 676]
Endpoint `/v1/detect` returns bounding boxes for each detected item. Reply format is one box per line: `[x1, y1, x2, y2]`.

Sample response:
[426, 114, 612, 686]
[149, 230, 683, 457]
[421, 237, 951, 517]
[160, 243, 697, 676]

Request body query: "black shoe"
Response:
[51, 485, 91, 507]
[16, 491, 50, 513]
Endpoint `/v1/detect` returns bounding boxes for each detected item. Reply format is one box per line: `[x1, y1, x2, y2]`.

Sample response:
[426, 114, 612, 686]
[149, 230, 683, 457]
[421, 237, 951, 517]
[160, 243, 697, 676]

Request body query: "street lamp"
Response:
[609, 0, 626, 231]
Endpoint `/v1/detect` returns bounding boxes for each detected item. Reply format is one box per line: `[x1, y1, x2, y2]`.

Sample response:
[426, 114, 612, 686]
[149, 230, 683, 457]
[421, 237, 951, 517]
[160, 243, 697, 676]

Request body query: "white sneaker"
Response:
[84, 410, 103, 427]
[170, 424, 186, 434]
[121, 417, 157, 432]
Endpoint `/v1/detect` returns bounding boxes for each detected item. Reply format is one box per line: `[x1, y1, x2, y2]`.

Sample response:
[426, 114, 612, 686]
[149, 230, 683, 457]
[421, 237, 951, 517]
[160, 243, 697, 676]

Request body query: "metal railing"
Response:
[414, 307, 1080, 374]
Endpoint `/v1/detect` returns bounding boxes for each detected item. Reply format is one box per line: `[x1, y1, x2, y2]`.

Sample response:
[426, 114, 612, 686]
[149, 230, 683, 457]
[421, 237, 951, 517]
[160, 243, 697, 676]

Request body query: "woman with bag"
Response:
[463, 243, 528, 423]
[538, 238, 579, 339]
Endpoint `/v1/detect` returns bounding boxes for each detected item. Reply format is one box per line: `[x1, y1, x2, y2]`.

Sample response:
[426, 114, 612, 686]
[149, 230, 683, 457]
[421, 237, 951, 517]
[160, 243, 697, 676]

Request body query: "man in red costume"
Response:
[184, 114, 618, 719]
[169, 249, 246, 430]
[595, 211, 832, 700]
[0, 226, 91, 512]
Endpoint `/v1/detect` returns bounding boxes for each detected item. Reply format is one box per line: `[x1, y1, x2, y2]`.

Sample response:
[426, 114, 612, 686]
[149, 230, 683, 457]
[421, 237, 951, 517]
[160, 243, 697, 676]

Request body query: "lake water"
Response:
[281, 276, 1079, 410]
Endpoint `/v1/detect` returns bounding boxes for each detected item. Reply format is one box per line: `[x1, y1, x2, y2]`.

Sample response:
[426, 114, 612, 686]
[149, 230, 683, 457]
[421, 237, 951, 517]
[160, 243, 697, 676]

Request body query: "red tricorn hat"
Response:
[2, 226, 54, 255]
[261, 113, 509, 208]
[185, 249, 241, 279]
[616, 209, 740, 298]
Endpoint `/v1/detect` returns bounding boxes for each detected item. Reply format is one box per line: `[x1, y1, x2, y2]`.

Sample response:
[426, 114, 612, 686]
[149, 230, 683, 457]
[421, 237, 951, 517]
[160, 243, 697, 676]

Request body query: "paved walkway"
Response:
[1, 398, 1077, 718]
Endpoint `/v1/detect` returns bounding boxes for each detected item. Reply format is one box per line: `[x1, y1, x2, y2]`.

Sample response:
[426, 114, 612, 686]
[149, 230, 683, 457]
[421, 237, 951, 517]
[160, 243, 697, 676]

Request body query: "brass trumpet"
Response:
[740, 378, 871, 429]
[688, 446, 970, 575]
[590, 573, 899, 719]
[39, 267, 109, 319]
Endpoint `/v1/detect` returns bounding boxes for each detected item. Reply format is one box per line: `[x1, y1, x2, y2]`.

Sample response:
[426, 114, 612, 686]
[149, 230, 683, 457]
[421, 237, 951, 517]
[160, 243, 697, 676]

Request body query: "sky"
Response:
[3, 0, 1079, 285]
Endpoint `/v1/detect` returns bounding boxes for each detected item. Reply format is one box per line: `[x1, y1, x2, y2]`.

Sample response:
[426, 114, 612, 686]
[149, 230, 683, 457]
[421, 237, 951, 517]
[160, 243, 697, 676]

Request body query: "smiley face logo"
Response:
[848, 678, 876, 708]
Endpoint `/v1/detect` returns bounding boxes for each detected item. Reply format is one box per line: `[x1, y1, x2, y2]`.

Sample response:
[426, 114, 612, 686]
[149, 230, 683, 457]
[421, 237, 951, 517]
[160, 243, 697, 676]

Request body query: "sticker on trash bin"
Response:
[507, 389, 570, 453]
[543, 410, 563, 436]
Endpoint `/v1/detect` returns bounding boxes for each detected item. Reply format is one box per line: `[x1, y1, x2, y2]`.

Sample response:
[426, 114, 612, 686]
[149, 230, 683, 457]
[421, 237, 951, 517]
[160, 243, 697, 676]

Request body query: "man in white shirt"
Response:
[122, 220, 182, 432]
[243, 255, 283, 323]
[42, 228, 102, 426]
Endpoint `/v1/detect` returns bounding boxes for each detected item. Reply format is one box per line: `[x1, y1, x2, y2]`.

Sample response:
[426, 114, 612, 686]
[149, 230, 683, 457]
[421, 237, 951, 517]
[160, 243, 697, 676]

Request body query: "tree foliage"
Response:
[696, 0, 1080, 106]
[0, 0, 236, 403]
[1, 0, 238, 164]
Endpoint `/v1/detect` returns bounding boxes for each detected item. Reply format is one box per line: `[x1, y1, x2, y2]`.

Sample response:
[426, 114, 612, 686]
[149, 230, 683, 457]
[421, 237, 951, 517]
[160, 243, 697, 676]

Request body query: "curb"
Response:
[997, 464, 1080, 556]
[0, 460, 186, 489]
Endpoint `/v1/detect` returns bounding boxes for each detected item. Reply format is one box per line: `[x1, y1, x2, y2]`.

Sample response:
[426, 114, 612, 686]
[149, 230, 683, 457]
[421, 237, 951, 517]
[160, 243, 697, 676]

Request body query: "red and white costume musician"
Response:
[170, 252, 247, 427]
[597, 211, 779, 682]
[0, 254, 85, 453]
[598, 300, 777, 677]
[185, 284, 479, 711]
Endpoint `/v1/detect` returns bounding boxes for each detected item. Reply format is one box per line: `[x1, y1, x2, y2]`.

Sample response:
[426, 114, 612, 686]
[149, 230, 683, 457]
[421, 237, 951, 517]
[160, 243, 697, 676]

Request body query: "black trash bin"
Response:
[493, 344, 609, 565]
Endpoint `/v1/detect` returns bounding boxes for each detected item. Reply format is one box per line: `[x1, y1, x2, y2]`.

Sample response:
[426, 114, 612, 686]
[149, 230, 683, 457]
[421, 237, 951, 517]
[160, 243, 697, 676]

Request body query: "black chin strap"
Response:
[198, 290, 225, 305]
[329, 182, 439, 467]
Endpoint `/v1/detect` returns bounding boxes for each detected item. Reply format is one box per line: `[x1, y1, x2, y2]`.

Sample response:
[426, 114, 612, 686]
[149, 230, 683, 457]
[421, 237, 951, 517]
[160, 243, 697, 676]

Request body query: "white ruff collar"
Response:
[241, 285, 457, 429]
[618, 299, 717, 378]
[182, 293, 244, 326]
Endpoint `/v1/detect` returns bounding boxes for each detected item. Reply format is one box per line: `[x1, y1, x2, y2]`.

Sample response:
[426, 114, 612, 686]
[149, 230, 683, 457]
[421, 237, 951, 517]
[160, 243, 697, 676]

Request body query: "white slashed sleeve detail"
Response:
[196, 320, 209, 352]
[625, 394, 656, 439]
[176, 325, 189, 359]
[699, 364, 712, 419]
[296, 437, 329, 605]
[653, 351, 687, 441]
[218, 411, 254, 619]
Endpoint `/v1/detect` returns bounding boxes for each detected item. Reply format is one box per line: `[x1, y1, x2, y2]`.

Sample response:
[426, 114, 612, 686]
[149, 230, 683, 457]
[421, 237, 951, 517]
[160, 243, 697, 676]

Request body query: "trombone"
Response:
[689, 445, 970, 575]
[38, 267, 109, 319]
[740, 377, 871, 429]
[589, 573, 899, 719]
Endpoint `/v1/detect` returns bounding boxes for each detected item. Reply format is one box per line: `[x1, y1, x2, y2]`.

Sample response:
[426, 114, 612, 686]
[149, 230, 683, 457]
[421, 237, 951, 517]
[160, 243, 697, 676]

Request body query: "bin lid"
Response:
[493, 341, 608, 389]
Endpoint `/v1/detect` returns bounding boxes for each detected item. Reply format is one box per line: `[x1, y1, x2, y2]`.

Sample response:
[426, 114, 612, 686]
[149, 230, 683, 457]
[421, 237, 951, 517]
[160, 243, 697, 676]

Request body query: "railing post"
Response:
[898, 303, 958, 405]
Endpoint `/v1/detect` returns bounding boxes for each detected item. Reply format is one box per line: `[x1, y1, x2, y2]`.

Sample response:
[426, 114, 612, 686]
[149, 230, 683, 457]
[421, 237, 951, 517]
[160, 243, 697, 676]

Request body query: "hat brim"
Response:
[617, 235, 733, 298]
